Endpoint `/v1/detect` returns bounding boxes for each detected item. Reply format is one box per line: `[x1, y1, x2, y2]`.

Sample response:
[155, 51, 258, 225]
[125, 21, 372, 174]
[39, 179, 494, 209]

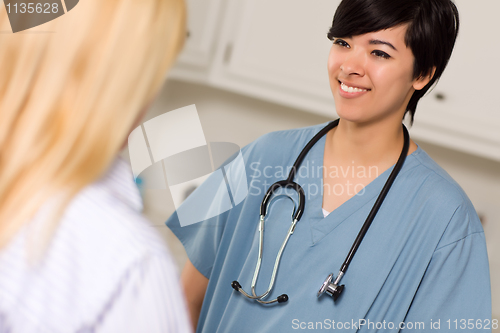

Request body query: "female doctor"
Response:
[167, 0, 492, 331]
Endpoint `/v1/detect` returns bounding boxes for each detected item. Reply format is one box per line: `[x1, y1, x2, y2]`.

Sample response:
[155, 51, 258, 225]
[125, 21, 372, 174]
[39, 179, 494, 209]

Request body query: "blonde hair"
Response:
[0, 0, 185, 249]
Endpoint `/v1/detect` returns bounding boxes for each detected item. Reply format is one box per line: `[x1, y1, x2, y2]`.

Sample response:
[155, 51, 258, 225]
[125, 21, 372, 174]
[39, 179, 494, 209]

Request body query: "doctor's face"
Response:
[327, 24, 425, 125]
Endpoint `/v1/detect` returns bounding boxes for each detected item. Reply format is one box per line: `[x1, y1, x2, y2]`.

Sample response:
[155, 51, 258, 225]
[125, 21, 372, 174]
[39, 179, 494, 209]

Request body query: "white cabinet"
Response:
[168, 0, 224, 82]
[170, 0, 500, 161]
[209, 0, 340, 117]
[411, 0, 500, 161]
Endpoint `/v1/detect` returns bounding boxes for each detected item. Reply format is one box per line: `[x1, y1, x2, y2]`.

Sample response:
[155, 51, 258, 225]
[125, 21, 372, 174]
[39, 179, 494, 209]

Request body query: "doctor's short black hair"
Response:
[328, 0, 459, 123]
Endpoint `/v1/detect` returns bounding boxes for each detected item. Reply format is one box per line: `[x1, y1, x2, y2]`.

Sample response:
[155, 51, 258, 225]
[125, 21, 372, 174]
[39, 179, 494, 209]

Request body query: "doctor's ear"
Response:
[413, 67, 437, 90]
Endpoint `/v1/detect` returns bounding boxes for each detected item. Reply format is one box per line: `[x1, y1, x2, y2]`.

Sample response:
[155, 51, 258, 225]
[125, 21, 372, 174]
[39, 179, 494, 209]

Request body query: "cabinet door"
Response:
[210, 0, 340, 117]
[168, 0, 224, 82]
[411, 0, 500, 160]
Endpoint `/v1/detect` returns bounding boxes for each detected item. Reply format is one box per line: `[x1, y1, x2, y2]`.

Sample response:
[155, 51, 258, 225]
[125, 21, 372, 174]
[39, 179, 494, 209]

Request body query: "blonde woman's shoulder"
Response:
[0, 157, 191, 333]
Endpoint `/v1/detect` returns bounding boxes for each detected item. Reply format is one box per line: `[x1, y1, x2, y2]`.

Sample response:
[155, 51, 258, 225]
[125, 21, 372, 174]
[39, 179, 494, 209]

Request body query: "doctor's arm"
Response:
[401, 231, 492, 332]
[181, 258, 209, 331]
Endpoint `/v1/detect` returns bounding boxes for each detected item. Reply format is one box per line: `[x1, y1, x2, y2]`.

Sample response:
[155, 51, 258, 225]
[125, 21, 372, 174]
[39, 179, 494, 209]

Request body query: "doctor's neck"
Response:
[327, 118, 417, 166]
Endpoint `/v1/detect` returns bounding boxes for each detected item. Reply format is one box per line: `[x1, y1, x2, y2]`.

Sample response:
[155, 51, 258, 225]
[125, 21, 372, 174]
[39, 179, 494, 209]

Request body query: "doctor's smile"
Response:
[339, 81, 370, 94]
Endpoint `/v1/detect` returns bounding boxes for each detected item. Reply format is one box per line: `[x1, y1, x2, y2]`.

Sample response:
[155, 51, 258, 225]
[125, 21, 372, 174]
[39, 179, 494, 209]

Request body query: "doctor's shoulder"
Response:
[409, 148, 484, 246]
[242, 122, 330, 164]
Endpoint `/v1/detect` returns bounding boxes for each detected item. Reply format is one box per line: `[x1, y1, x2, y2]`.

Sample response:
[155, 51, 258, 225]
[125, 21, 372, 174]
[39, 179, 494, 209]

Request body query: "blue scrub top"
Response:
[166, 123, 492, 332]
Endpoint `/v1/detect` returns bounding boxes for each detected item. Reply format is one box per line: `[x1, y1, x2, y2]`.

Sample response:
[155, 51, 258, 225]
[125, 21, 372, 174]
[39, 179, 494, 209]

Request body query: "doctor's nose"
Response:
[340, 54, 366, 77]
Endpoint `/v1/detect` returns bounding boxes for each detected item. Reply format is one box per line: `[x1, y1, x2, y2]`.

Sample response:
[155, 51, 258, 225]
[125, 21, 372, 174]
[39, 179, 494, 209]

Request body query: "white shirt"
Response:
[0, 157, 192, 333]
[322, 208, 330, 217]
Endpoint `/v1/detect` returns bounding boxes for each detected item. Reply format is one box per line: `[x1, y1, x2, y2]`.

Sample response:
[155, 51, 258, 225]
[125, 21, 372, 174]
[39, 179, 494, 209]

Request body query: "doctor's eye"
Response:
[372, 50, 391, 59]
[333, 38, 350, 48]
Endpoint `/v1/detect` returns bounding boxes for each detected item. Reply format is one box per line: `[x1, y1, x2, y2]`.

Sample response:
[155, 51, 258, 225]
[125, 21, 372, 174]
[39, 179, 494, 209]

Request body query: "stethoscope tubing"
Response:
[339, 124, 409, 274]
[232, 119, 409, 304]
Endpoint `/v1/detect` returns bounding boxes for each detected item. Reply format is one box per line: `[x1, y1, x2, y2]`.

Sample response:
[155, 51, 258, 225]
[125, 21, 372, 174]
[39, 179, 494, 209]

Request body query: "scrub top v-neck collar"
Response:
[294, 132, 419, 245]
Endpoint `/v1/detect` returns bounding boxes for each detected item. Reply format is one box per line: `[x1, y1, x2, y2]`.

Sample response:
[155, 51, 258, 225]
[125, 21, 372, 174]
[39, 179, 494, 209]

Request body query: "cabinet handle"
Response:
[435, 93, 446, 101]
[224, 43, 233, 64]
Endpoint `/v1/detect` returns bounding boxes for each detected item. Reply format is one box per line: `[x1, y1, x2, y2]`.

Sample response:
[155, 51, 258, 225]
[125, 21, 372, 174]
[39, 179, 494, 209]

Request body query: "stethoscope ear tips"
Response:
[277, 294, 288, 303]
[232, 280, 288, 304]
[231, 281, 242, 291]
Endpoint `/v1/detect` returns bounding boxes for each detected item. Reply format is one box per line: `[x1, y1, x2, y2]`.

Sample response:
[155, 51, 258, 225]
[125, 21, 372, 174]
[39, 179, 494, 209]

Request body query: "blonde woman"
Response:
[0, 0, 191, 332]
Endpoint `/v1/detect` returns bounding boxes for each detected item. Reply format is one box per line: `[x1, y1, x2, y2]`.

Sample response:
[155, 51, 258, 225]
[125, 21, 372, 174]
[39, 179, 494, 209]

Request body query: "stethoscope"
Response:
[231, 119, 409, 305]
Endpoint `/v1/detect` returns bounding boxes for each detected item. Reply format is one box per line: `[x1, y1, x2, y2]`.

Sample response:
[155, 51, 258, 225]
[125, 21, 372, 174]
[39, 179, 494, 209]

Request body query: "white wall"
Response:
[132, 79, 500, 319]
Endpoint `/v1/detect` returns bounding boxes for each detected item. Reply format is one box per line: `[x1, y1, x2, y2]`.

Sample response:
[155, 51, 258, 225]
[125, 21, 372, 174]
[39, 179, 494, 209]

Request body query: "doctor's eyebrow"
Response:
[369, 39, 398, 51]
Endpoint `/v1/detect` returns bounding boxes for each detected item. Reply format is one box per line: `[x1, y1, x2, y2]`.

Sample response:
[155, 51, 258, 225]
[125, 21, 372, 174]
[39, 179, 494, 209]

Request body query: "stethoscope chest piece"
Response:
[317, 273, 344, 302]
